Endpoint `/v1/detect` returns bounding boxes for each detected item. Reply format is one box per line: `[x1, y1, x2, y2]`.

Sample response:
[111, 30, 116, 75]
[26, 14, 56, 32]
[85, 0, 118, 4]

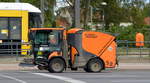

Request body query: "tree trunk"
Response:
[83, 0, 91, 28]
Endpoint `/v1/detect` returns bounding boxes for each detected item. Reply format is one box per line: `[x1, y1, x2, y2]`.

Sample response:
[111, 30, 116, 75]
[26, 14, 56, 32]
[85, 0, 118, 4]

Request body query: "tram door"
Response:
[0, 17, 21, 54]
[0, 17, 21, 41]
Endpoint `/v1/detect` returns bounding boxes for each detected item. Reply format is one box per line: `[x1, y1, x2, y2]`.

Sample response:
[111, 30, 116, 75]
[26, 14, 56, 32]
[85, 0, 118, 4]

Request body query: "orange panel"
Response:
[71, 47, 78, 64]
[67, 28, 83, 34]
[30, 28, 65, 31]
[82, 31, 115, 56]
[136, 32, 144, 47]
[100, 41, 117, 68]
[48, 51, 62, 59]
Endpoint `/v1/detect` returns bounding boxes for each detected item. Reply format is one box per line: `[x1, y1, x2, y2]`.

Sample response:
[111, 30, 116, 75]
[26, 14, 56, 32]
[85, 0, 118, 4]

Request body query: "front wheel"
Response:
[48, 58, 65, 73]
[85, 58, 103, 72]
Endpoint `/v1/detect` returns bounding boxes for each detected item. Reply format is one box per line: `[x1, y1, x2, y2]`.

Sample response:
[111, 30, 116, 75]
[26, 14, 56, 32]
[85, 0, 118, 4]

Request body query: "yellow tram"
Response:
[0, 3, 41, 55]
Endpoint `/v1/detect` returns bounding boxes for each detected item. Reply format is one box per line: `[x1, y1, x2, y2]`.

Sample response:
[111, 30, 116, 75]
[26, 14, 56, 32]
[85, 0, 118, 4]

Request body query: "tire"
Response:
[86, 58, 103, 72]
[37, 65, 44, 70]
[48, 58, 65, 73]
[84, 67, 90, 72]
[71, 67, 78, 71]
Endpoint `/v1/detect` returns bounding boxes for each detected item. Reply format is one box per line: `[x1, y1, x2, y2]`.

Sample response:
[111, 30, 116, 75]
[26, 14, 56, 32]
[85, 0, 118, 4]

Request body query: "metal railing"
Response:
[117, 40, 150, 63]
[0, 42, 31, 61]
[0, 40, 150, 63]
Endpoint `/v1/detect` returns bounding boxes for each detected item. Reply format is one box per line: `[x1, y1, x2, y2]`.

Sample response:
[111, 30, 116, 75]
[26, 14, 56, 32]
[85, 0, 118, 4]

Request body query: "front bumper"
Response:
[35, 57, 49, 66]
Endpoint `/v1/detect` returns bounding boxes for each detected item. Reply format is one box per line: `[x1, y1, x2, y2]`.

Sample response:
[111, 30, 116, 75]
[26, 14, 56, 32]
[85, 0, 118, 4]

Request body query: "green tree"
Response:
[65, 0, 92, 28]
[0, 0, 14, 1]
[143, 3, 150, 17]
[121, 0, 145, 28]
[21, 0, 56, 27]
[103, 0, 122, 29]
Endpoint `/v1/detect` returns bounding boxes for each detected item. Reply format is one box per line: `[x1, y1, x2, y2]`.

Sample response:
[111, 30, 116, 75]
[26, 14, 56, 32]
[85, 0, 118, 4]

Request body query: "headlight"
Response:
[39, 47, 49, 51]
[37, 56, 44, 59]
[39, 47, 44, 51]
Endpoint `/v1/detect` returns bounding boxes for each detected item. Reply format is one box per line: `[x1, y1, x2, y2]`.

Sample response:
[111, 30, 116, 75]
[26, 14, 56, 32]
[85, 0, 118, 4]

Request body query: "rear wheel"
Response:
[85, 58, 103, 72]
[48, 58, 65, 73]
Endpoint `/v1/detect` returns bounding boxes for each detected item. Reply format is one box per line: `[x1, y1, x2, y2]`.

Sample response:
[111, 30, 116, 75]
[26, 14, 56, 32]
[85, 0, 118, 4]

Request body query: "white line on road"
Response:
[0, 74, 27, 83]
[112, 80, 150, 83]
[33, 73, 86, 83]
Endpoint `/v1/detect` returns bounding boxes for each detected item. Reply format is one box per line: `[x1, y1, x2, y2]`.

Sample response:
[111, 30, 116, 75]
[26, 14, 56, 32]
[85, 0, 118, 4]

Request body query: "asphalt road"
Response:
[1, 69, 150, 83]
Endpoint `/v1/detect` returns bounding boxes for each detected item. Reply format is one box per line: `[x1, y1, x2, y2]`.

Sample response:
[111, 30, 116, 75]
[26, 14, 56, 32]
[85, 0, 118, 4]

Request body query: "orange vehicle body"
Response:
[70, 47, 78, 64]
[30, 28, 65, 31]
[67, 28, 117, 68]
[48, 51, 61, 59]
[31, 28, 117, 72]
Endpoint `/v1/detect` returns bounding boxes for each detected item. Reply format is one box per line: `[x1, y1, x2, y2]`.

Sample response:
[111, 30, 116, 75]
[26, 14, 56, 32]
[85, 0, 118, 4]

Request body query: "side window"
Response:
[49, 34, 57, 45]
[0, 17, 21, 40]
[48, 32, 59, 45]
[9, 18, 21, 39]
[0, 18, 8, 39]
[29, 13, 41, 28]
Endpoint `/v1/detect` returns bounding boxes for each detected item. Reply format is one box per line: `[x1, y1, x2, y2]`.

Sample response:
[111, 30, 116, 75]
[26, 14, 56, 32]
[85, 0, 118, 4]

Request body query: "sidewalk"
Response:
[118, 63, 150, 70]
[0, 63, 37, 71]
[0, 56, 38, 71]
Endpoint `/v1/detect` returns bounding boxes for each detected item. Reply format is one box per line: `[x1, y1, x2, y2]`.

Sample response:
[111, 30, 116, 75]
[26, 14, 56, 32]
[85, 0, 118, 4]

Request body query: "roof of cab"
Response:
[30, 28, 65, 31]
[0, 3, 41, 13]
[67, 28, 83, 34]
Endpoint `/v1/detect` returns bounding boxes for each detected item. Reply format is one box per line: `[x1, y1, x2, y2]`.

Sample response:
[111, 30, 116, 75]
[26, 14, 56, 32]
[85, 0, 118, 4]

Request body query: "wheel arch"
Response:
[49, 56, 67, 68]
[87, 57, 105, 70]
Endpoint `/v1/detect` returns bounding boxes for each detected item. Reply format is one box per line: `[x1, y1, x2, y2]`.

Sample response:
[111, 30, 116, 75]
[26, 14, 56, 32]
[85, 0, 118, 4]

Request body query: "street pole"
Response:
[74, 0, 80, 28]
[40, 0, 45, 27]
[101, 2, 107, 31]
[15, 0, 19, 2]
[90, 6, 93, 27]
[102, 8, 104, 22]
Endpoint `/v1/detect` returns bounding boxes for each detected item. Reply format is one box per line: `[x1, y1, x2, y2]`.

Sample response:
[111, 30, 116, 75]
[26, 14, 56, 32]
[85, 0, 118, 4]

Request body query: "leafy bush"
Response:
[107, 25, 150, 41]
[106, 25, 150, 47]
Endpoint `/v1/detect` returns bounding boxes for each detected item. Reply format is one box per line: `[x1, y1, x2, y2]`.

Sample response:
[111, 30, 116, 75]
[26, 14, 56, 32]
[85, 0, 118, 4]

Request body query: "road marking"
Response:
[92, 75, 139, 78]
[112, 80, 150, 83]
[0, 74, 27, 83]
[33, 73, 86, 83]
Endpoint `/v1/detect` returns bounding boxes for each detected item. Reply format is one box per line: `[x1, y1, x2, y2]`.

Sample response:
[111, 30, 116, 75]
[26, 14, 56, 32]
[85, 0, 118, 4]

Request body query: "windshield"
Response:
[34, 30, 60, 45]
[29, 13, 42, 28]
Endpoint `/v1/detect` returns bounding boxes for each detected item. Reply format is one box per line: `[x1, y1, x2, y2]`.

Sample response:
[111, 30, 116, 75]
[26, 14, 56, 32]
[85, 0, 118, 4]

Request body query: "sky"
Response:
[56, 0, 68, 8]
[54, 0, 69, 15]
[146, 0, 149, 3]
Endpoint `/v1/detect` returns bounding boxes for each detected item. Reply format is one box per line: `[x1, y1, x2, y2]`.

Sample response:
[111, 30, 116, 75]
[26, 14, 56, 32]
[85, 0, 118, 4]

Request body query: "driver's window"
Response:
[49, 34, 57, 45]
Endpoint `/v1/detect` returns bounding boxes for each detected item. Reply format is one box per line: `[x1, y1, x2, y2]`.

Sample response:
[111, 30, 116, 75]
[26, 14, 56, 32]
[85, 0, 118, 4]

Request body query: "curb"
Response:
[118, 63, 150, 70]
